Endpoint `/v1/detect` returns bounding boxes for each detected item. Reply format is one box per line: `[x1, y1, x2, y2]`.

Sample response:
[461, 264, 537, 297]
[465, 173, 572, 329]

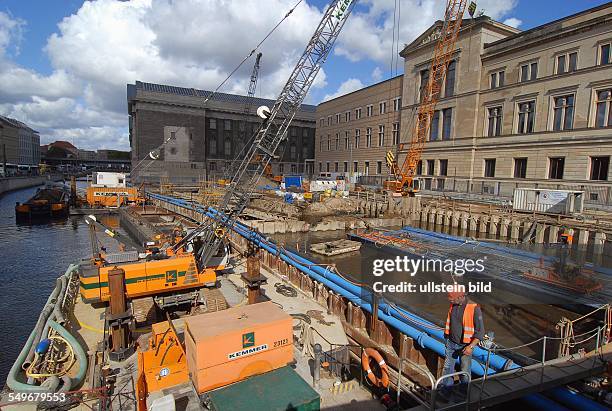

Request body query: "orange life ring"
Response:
[361, 347, 390, 388]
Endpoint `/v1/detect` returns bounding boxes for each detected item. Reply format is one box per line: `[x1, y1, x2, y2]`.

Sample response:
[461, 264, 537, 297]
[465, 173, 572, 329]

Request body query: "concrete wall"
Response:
[0, 176, 45, 196]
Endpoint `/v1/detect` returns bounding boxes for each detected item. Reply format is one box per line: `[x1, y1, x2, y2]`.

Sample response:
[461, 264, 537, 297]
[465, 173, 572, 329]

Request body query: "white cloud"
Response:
[334, 0, 519, 63]
[371, 66, 383, 82]
[502, 17, 522, 28]
[322, 78, 364, 102]
[0, 11, 25, 57]
[0, 0, 520, 150]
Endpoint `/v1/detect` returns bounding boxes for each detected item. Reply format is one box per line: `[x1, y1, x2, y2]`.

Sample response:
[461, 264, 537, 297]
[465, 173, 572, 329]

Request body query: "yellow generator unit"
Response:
[78, 252, 220, 305]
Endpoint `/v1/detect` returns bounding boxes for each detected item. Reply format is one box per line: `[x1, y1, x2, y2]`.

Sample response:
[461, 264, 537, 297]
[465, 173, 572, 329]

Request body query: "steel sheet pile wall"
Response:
[147, 192, 605, 411]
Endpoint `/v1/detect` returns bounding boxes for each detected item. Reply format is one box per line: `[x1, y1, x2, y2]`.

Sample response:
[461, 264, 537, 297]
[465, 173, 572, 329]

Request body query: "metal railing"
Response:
[416, 176, 612, 207]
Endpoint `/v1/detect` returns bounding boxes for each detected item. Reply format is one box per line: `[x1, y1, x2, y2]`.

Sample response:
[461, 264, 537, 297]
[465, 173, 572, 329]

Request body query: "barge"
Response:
[15, 185, 70, 222]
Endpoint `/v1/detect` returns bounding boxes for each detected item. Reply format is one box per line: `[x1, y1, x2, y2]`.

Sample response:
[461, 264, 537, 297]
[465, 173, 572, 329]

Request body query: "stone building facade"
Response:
[127, 81, 316, 184]
[314, 75, 403, 184]
[399, 4, 612, 207]
[314, 4, 612, 207]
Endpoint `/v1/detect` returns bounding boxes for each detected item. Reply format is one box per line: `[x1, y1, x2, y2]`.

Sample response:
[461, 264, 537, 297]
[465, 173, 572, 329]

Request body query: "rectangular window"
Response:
[377, 161, 382, 175]
[392, 122, 399, 145]
[420, 69, 430, 102]
[599, 43, 611, 65]
[326, 162, 330, 172]
[355, 129, 361, 148]
[553, 95, 574, 131]
[364, 161, 370, 175]
[556, 54, 566, 75]
[335, 133, 340, 150]
[491, 70, 505, 88]
[487, 106, 503, 137]
[442, 108, 452, 140]
[595, 89, 612, 128]
[334, 162, 339, 172]
[439, 159, 448, 176]
[549, 157, 565, 179]
[517, 101, 536, 134]
[224, 139, 231, 156]
[209, 161, 216, 171]
[379, 101, 387, 115]
[366, 105, 373, 117]
[393, 97, 401, 111]
[343, 161, 348, 173]
[556, 52, 578, 74]
[225, 120, 231, 130]
[327, 136, 330, 151]
[336, 113, 341, 124]
[484, 159, 496, 178]
[209, 118, 217, 129]
[445, 60, 456, 97]
[520, 62, 537, 82]
[355, 108, 362, 119]
[319, 162, 322, 172]
[365, 128, 371, 147]
[430, 111, 440, 141]
[279, 163, 285, 173]
[416, 160, 423, 175]
[319, 118, 325, 127]
[344, 132, 349, 150]
[353, 161, 358, 173]
[378, 125, 385, 146]
[345, 111, 350, 122]
[569, 52, 578, 72]
[327, 116, 332, 126]
[590, 156, 609, 181]
[514, 158, 527, 178]
[209, 138, 217, 155]
[426, 160, 435, 176]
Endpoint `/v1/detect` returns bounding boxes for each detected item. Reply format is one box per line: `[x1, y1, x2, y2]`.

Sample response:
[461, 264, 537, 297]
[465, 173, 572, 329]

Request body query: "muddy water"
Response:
[272, 222, 607, 360]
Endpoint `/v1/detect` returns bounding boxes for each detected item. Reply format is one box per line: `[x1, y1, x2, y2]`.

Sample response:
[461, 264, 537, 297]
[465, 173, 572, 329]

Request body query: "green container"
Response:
[208, 366, 320, 411]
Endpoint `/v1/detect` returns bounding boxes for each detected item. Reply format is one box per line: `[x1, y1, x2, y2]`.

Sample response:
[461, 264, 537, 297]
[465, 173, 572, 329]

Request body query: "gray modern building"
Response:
[127, 81, 317, 184]
[0, 115, 40, 175]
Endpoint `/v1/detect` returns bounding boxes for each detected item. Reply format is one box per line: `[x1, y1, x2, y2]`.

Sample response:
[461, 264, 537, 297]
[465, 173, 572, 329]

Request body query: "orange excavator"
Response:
[386, 0, 474, 196]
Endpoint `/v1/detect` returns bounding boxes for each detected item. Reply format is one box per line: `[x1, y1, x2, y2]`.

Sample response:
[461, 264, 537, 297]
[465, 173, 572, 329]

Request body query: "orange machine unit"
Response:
[184, 301, 293, 394]
[86, 186, 142, 207]
[78, 253, 219, 304]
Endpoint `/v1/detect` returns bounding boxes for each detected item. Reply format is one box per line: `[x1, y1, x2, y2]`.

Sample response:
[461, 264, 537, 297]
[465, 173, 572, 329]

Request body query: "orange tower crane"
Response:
[388, 0, 472, 195]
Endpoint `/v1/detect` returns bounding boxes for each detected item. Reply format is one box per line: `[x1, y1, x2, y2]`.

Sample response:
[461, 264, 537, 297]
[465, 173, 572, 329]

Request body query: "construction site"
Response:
[1, 1, 611, 411]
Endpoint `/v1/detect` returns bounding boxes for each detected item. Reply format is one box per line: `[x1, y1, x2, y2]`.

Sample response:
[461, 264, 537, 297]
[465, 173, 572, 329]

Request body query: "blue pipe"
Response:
[148, 193, 603, 411]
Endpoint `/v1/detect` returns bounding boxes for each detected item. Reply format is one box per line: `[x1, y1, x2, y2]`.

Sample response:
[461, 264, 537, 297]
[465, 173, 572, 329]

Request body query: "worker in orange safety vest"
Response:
[440, 289, 484, 390]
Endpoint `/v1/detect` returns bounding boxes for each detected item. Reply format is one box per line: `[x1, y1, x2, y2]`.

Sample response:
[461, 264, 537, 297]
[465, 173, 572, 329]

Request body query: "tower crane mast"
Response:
[177, 0, 357, 267]
[390, 0, 470, 195]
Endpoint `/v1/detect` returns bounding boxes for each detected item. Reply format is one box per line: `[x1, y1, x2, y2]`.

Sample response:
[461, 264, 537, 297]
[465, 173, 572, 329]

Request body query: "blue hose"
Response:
[148, 193, 605, 411]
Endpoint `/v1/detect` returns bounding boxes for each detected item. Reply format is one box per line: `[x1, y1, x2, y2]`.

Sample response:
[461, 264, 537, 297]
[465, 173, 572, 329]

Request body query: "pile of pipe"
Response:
[7, 264, 88, 393]
[147, 192, 608, 411]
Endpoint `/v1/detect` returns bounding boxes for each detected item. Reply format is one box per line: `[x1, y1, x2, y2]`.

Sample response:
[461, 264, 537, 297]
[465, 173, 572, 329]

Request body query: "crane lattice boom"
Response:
[179, 0, 356, 267]
[394, 0, 468, 193]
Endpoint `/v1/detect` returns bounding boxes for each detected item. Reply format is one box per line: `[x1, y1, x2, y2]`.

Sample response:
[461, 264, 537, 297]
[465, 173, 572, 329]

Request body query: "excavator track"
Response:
[200, 288, 228, 313]
[132, 296, 156, 324]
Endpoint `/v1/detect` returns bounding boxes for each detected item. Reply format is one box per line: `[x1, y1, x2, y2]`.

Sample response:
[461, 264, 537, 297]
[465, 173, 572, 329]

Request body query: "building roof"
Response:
[49, 141, 78, 153]
[0, 115, 39, 133]
[400, 16, 519, 57]
[128, 81, 317, 113]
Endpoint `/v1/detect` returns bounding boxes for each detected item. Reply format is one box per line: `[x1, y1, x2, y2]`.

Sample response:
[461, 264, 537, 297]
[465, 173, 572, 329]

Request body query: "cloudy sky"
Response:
[0, 0, 607, 150]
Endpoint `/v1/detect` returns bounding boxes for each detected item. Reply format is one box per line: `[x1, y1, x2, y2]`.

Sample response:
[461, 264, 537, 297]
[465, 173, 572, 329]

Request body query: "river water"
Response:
[0, 184, 121, 385]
